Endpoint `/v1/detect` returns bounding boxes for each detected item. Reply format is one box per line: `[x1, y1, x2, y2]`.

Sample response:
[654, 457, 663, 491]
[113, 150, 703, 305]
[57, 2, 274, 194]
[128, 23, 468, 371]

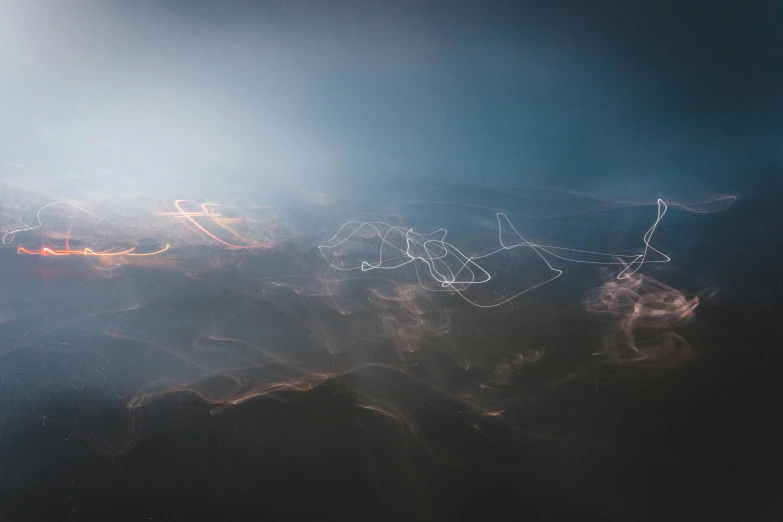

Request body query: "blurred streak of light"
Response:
[2, 200, 100, 245]
[17, 245, 136, 256]
[160, 199, 280, 249]
[16, 244, 170, 257]
[321, 199, 671, 308]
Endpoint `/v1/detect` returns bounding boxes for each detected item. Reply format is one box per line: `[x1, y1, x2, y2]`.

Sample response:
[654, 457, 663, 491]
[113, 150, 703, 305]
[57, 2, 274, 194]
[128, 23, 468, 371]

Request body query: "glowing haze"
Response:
[0, 0, 771, 498]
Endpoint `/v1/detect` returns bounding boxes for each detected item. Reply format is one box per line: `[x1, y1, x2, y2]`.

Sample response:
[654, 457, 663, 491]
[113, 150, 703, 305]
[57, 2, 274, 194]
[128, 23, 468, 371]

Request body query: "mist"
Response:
[1, 1, 781, 521]
[2, 0, 779, 196]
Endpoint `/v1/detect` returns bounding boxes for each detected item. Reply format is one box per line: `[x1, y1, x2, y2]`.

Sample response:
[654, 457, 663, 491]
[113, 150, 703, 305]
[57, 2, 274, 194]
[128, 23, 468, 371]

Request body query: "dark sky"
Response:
[1, 0, 781, 197]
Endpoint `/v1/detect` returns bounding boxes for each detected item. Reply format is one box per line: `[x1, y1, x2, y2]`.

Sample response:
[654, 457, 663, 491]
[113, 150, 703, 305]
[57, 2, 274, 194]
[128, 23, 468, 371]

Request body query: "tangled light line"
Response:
[319, 199, 670, 308]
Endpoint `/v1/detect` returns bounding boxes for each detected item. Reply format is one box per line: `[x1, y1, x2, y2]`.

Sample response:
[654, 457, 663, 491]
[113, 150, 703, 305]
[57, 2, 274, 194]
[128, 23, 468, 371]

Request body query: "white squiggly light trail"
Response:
[1, 200, 101, 245]
[319, 199, 670, 308]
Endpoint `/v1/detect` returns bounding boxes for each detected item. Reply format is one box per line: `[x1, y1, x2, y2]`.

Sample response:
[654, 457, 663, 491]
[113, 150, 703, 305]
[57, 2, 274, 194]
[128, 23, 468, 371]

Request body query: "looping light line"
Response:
[4, 199, 172, 258]
[2, 200, 100, 245]
[320, 199, 670, 308]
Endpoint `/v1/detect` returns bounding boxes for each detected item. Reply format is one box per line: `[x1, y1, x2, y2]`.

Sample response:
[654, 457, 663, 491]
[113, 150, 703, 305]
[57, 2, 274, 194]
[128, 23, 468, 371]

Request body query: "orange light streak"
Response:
[17, 245, 137, 256]
[16, 244, 170, 257]
[159, 199, 278, 249]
